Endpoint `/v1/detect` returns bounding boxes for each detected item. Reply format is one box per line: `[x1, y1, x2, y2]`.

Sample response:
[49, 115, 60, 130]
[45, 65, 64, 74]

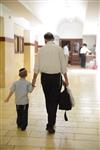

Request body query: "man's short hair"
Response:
[44, 32, 54, 41]
[19, 68, 27, 78]
[83, 43, 87, 47]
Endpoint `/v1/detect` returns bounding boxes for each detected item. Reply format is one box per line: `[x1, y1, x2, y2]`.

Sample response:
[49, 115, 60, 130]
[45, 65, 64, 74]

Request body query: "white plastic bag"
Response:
[67, 86, 75, 107]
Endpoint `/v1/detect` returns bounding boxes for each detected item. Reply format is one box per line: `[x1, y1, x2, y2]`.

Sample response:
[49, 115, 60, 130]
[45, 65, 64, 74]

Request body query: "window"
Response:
[14, 35, 24, 53]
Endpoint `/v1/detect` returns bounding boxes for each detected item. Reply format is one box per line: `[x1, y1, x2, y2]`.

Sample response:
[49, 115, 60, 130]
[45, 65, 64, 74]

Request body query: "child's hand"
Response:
[4, 91, 13, 103]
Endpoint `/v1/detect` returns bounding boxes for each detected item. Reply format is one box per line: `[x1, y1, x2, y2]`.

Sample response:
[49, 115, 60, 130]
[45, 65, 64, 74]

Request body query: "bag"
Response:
[59, 85, 72, 121]
[59, 85, 72, 111]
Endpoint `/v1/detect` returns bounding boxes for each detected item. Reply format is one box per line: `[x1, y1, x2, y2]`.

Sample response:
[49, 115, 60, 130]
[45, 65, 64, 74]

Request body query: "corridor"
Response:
[0, 67, 100, 150]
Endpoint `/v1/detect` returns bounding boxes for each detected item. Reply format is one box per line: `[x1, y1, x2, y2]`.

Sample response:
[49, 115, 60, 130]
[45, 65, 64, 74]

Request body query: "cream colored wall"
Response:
[13, 23, 24, 79]
[30, 46, 35, 79]
[24, 45, 31, 72]
[13, 54, 24, 79]
[3, 41, 24, 86]
[24, 45, 35, 81]
[0, 17, 5, 87]
[5, 42, 15, 86]
[4, 23, 24, 87]
[0, 17, 4, 36]
[0, 41, 24, 87]
[0, 4, 35, 87]
[0, 42, 5, 87]
[14, 23, 24, 36]
[24, 30, 35, 79]
[83, 35, 96, 50]
[0, 5, 29, 87]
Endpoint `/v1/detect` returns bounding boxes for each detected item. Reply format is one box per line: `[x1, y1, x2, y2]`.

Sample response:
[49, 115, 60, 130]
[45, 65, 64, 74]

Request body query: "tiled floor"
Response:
[0, 67, 100, 150]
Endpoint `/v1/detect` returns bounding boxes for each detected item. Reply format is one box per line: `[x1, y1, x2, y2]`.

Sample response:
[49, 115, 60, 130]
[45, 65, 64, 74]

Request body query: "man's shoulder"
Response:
[53, 44, 62, 50]
[39, 43, 62, 51]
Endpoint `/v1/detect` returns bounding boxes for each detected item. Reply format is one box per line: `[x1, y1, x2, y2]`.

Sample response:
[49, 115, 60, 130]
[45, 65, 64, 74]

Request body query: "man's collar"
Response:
[46, 41, 54, 44]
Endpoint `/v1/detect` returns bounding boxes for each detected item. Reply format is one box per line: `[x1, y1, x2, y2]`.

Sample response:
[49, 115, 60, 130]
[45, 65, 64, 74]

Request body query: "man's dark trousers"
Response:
[41, 73, 61, 129]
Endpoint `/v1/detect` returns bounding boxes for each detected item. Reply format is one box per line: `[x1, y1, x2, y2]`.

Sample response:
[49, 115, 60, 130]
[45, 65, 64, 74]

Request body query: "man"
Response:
[79, 43, 91, 68]
[63, 44, 69, 66]
[32, 32, 69, 134]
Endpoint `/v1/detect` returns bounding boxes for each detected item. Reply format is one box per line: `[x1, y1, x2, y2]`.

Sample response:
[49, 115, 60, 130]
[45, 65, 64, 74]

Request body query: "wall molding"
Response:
[24, 43, 43, 48]
[24, 43, 35, 46]
[0, 37, 14, 42]
[0, 37, 43, 48]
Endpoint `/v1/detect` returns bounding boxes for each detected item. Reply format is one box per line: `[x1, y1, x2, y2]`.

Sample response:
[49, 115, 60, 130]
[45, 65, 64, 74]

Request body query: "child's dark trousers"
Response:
[16, 104, 29, 130]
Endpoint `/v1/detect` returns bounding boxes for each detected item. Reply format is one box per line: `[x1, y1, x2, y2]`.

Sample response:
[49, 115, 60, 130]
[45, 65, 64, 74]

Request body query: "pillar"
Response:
[24, 30, 35, 79]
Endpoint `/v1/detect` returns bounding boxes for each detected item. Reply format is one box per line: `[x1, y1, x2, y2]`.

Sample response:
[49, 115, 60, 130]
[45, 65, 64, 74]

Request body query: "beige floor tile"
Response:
[8, 137, 61, 148]
[0, 67, 100, 150]
[13, 145, 41, 150]
[0, 136, 11, 145]
[41, 149, 72, 150]
[74, 133, 99, 141]
[0, 145, 14, 150]
[5, 129, 31, 137]
[60, 139, 99, 150]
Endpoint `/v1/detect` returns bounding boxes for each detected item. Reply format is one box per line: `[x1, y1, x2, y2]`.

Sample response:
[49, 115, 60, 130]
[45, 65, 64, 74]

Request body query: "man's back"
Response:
[37, 41, 66, 74]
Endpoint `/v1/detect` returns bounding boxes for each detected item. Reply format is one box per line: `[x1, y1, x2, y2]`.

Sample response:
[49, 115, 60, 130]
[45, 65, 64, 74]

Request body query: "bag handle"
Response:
[64, 111, 68, 121]
[60, 80, 69, 121]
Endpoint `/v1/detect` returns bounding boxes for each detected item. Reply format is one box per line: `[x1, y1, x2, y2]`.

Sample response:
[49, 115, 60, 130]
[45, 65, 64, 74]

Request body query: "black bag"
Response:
[59, 85, 72, 121]
[59, 85, 72, 110]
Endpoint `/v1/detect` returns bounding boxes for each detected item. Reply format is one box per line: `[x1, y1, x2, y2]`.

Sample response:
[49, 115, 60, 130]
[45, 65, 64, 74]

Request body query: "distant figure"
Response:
[63, 44, 69, 66]
[79, 43, 91, 68]
[4, 68, 34, 131]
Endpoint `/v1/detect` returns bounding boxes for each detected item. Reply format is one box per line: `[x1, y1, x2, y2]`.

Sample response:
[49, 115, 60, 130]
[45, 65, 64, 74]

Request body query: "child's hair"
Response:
[19, 68, 27, 78]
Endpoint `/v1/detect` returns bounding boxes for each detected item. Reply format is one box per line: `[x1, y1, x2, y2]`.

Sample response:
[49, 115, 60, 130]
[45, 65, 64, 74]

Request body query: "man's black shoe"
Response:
[21, 127, 26, 131]
[46, 127, 55, 134]
[48, 128, 55, 134]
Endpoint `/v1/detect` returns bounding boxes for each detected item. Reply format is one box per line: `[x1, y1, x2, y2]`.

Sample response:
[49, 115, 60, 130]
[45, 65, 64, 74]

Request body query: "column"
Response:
[24, 30, 35, 79]
[0, 14, 14, 88]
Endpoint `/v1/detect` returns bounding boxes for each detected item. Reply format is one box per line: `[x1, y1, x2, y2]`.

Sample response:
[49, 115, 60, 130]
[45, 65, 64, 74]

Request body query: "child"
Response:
[4, 68, 34, 131]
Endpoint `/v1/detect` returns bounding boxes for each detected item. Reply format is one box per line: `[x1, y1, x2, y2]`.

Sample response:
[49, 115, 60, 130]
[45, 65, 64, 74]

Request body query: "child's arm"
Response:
[4, 91, 14, 102]
[27, 81, 35, 93]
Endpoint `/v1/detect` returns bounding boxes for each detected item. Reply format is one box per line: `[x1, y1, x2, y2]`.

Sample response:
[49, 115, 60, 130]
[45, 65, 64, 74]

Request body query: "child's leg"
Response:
[16, 105, 22, 128]
[21, 104, 29, 130]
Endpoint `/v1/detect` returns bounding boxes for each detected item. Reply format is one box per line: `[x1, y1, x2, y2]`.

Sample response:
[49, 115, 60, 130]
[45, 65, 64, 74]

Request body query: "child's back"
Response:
[11, 78, 33, 105]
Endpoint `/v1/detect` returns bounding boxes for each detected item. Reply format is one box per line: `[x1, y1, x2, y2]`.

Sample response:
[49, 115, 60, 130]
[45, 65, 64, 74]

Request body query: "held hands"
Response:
[32, 79, 36, 88]
[32, 73, 38, 88]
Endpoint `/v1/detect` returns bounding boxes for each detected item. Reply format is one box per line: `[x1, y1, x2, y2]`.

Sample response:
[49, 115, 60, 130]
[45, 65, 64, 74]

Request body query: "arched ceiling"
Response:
[1, 0, 100, 33]
[19, 0, 88, 24]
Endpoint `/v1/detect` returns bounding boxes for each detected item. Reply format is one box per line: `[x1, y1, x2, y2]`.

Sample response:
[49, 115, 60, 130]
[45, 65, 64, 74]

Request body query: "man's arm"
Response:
[32, 73, 38, 87]
[63, 72, 69, 87]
